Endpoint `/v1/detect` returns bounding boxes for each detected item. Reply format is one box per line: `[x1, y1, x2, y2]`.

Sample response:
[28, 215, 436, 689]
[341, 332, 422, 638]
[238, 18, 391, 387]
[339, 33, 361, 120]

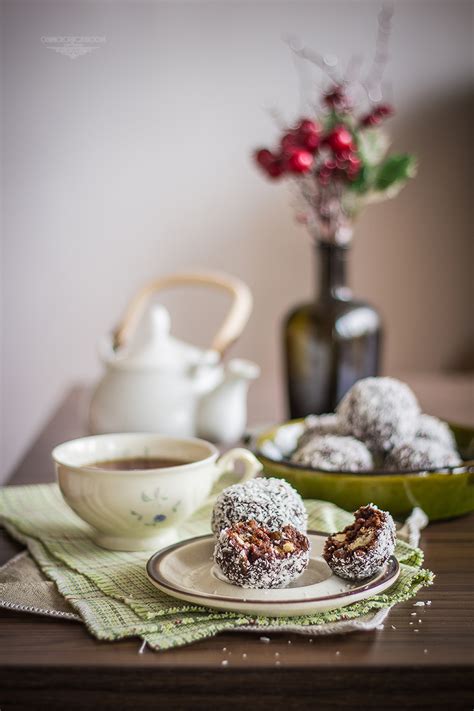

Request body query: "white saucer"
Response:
[146, 532, 400, 617]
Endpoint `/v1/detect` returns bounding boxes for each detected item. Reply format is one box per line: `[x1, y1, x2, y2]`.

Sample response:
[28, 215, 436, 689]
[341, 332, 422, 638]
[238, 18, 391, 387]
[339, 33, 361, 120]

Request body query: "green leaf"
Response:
[375, 154, 417, 191]
[347, 164, 370, 194]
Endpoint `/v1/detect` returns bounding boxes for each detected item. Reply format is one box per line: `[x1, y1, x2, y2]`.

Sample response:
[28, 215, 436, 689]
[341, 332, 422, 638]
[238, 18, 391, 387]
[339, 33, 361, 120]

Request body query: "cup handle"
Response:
[216, 447, 262, 483]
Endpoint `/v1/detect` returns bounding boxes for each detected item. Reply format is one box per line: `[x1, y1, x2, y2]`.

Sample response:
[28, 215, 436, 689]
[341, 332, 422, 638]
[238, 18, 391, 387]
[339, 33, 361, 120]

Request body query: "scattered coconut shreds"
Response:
[275, 652, 280, 657]
[409, 622, 413, 625]
[222, 647, 227, 651]
[288, 640, 292, 645]
[221, 660, 229, 666]
[275, 661, 281, 666]
[138, 640, 147, 654]
[376, 624, 384, 631]
[427, 601, 432, 605]
[391, 625, 397, 630]
[260, 636, 271, 644]
[336, 651, 340, 655]
[413, 601, 425, 607]
[424, 649, 428, 654]
[309, 639, 313, 643]
[242, 653, 247, 658]
[410, 612, 417, 616]
[414, 629, 419, 633]
[418, 619, 422, 624]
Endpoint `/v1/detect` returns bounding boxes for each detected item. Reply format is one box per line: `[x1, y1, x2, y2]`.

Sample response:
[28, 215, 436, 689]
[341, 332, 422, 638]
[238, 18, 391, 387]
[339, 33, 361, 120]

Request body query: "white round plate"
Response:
[146, 532, 399, 617]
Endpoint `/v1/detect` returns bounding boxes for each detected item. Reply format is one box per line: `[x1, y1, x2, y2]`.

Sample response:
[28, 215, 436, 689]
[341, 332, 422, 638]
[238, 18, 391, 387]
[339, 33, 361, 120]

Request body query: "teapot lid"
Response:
[110, 304, 219, 371]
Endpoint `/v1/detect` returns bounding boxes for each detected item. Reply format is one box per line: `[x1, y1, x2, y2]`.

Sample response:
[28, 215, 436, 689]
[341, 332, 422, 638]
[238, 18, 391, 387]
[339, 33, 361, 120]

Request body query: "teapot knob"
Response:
[150, 305, 171, 337]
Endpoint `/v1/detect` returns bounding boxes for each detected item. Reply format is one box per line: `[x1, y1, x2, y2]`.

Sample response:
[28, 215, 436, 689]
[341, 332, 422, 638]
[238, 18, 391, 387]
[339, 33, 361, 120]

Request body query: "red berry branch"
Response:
[252, 10, 416, 245]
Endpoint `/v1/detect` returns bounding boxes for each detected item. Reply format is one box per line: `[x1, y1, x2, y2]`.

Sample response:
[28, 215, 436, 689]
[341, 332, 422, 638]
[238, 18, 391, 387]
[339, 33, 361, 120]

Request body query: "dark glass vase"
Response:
[283, 241, 382, 418]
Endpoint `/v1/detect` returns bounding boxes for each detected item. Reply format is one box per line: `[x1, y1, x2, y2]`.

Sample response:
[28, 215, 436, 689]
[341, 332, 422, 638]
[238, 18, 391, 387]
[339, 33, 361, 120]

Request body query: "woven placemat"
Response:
[0, 482, 433, 649]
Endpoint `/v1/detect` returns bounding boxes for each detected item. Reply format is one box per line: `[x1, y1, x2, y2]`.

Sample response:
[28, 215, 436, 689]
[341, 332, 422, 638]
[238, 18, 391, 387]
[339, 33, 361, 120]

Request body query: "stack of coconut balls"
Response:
[289, 377, 462, 472]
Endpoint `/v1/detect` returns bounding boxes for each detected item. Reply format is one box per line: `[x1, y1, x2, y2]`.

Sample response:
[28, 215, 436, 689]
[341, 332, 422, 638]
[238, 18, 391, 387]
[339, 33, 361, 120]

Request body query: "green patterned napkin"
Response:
[0, 481, 433, 650]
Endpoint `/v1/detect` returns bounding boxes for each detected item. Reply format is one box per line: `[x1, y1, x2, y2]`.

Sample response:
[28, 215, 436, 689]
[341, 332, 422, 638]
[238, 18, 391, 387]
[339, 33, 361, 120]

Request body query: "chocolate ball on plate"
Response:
[214, 520, 310, 589]
[211, 477, 307, 536]
[323, 503, 396, 581]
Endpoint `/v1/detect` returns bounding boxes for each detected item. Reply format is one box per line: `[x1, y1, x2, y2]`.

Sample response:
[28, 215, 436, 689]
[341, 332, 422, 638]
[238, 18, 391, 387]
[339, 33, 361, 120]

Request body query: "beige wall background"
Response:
[1, 0, 473, 481]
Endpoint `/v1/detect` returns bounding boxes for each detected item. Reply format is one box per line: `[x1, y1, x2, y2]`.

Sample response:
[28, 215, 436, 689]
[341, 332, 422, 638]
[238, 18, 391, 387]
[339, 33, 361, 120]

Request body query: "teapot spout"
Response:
[196, 359, 260, 444]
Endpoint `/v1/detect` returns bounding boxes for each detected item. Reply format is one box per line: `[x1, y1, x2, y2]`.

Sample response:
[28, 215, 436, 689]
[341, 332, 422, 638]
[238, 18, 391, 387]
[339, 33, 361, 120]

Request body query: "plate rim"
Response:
[146, 530, 400, 606]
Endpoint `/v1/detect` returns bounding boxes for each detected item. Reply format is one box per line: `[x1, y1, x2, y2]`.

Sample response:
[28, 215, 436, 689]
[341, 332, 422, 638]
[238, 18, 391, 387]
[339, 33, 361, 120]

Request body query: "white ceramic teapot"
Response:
[89, 271, 260, 443]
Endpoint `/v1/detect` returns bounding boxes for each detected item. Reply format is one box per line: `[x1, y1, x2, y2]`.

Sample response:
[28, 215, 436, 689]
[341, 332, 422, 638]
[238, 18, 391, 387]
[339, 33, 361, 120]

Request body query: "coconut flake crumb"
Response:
[221, 660, 229, 666]
[424, 649, 428, 654]
[413, 601, 425, 607]
[260, 636, 271, 644]
[410, 612, 417, 616]
[275, 661, 281, 666]
[414, 629, 419, 633]
[409, 622, 413, 625]
[242, 653, 247, 658]
[391, 625, 397, 630]
[426, 600, 432, 605]
[418, 619, 422, 624]
[376, 624, 385, 630]
[336, 651, 340, 655]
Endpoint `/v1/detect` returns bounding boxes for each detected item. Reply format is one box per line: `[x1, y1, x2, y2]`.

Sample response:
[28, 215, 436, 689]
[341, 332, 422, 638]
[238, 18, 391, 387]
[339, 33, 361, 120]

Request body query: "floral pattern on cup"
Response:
[130, 500, 181, 527]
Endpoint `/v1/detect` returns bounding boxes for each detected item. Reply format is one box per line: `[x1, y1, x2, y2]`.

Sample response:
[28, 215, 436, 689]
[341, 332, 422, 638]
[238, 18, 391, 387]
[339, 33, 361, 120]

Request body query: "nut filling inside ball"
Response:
[323, 504, 396, 581]
[214, 520, 310, 589]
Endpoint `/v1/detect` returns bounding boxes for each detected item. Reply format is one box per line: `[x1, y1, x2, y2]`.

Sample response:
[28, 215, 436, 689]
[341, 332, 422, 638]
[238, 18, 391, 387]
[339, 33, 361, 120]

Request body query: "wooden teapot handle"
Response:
[112, 270, 253, 357]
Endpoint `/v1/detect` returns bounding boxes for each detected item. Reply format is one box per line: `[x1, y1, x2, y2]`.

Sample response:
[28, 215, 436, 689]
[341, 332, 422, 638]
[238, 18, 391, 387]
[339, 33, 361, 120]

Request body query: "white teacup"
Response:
[52, 433, 262, 551]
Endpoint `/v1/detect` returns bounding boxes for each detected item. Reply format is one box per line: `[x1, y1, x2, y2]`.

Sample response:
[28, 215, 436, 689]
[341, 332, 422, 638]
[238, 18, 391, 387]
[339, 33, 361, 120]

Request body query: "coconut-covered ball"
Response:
[214, 520, 310, 589]
[416, 414, 456, 451]
[211, 477, 307, 536]
[385, 439, 462, 471]
[291, 435, 373, 472]
[323, 504, 396, 581]
[336, 377, 420, 454]
[296, 413, 344, 450]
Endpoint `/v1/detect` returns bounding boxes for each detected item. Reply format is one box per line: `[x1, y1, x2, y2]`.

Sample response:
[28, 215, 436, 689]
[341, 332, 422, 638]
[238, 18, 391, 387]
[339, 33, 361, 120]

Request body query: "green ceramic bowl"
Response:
[256, 421, 474, 521]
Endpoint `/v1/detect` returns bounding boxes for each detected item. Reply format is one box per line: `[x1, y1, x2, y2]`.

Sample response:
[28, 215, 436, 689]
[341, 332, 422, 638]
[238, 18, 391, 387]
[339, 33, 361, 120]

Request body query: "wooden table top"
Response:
[1, 385, 473, 710]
